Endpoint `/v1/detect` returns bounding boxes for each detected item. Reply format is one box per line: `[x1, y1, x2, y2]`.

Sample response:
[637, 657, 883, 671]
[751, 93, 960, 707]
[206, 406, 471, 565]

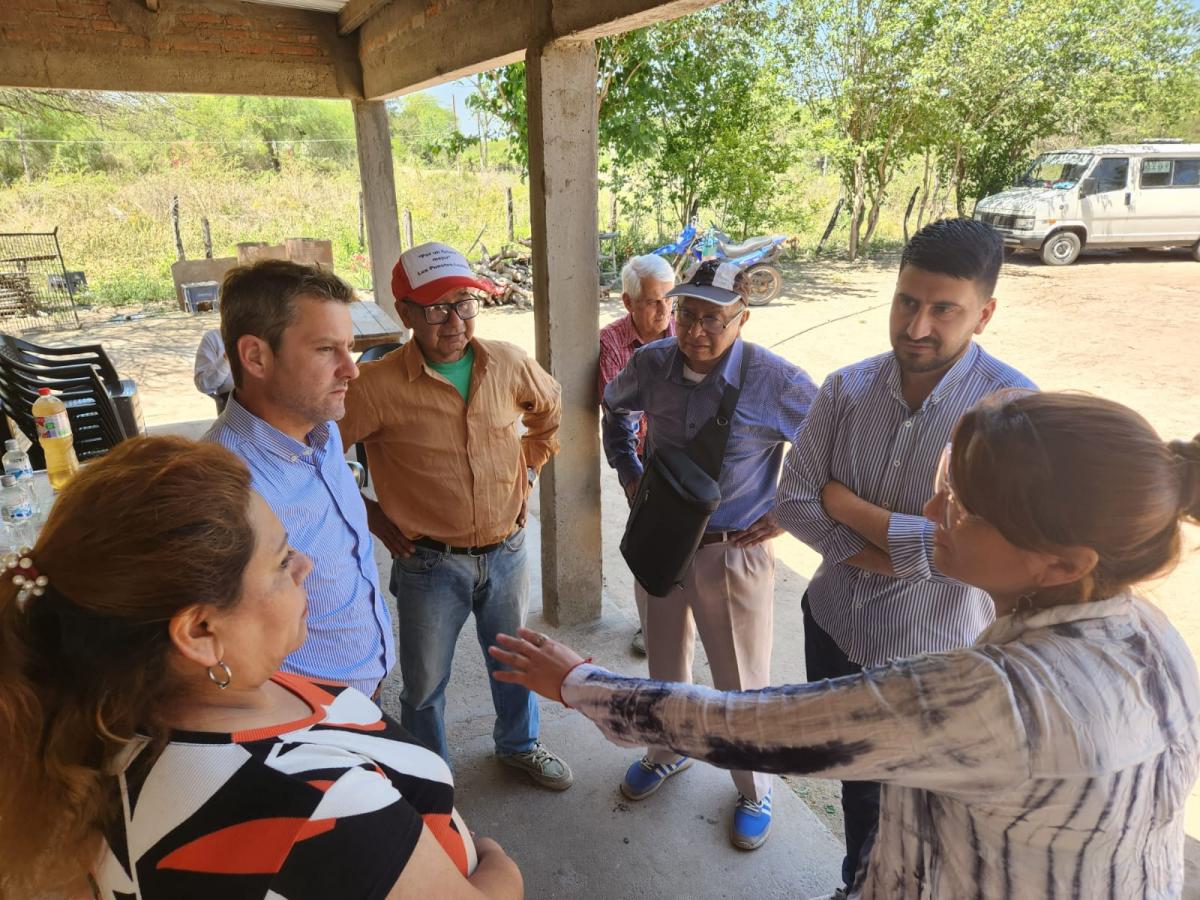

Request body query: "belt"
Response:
[413, 536, 505, 556]
[699, 530, 734, 546]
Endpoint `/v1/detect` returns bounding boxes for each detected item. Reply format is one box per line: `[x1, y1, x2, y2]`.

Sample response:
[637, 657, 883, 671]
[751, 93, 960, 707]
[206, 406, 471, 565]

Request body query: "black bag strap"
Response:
[685, 342, 753, 480]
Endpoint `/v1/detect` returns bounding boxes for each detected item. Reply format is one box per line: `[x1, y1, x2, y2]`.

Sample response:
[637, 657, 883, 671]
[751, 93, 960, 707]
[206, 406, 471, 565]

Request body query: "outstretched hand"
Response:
[488, 627, 587, 704]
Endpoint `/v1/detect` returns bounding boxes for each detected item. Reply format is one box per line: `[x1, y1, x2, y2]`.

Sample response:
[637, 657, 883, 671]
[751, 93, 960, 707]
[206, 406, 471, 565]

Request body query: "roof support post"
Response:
[527, 37, 603, 625]
[352, 98, 405, 329]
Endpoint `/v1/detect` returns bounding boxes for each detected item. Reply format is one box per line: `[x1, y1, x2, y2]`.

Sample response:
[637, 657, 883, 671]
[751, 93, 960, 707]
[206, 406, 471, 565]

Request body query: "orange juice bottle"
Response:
[31, 388, 79, 492]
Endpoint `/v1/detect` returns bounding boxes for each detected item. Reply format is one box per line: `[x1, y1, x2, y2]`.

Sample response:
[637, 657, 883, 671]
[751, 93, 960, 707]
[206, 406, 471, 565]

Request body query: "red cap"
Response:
[37, 388, 51, 395]
[391, 241, 496, 305]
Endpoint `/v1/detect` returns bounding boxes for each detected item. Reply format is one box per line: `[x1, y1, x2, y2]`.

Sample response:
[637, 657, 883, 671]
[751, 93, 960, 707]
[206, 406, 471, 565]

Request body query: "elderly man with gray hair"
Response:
[599, 254, 676, 655]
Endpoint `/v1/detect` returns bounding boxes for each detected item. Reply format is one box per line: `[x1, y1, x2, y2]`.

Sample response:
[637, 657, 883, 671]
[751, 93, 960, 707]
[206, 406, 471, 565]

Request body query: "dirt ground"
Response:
[53, 245, 1200, 852]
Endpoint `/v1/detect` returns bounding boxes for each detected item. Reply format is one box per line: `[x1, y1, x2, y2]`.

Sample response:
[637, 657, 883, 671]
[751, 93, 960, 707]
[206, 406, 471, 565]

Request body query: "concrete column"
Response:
[526, 38, 603, 626]
[352, 99, 405, 329]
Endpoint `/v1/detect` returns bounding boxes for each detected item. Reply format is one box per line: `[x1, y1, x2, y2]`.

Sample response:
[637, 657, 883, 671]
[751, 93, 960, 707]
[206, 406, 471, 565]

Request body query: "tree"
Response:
[918, 0, 1200, 210]
[0, 90, 157, 183]
[467, 2, 798, 238]
[389, 93, 461, 165]
[773, 0, 940, 258]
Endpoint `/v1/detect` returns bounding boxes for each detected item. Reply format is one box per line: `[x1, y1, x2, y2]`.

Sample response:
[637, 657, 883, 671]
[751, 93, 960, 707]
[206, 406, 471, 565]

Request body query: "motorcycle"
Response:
[650, 220, 787, 307]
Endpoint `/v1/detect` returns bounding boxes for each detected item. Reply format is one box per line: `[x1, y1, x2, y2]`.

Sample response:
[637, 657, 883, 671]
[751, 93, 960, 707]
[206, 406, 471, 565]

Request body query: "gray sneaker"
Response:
[631, 627, 647, 656]
[498, 741, 573, 790]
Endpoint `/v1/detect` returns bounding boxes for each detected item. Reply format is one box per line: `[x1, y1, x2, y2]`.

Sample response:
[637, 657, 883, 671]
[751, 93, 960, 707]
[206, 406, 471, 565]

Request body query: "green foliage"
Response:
[0, 162, 532, 309]
[772, 0, 1200, 254]
[468, 3, 801, 238]
[1, 0, 1197, 277]
[389, 94, 466, 165]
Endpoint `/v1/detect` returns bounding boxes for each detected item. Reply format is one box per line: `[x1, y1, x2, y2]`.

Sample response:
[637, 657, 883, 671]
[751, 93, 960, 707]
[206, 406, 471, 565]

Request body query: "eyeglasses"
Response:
[673, 303, 741, 336]
[932, 443, 971, 531]
[405, 295, 480, 325]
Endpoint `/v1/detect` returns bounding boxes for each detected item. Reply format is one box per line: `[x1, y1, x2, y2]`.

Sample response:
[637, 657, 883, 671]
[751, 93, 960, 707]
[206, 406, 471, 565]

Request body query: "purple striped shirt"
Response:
[775, 343, 1035, 665]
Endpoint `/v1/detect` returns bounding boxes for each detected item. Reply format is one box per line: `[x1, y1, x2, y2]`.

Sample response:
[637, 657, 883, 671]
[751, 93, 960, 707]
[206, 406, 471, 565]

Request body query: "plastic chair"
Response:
[0, 334, 145, 438]
[0, 354, 129, 469]
[353, 341, 404, 488]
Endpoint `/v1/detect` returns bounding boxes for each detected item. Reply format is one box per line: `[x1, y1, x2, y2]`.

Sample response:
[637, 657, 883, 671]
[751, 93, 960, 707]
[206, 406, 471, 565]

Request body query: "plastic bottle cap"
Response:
[0, 474, 14, 487]
[37, 388, 51, 396]
[3, 440, 16, 452]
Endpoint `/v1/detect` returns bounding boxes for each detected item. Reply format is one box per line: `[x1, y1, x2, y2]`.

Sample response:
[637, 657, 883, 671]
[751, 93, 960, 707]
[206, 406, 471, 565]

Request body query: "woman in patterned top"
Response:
[491, 391, 1200, 899]
[0, 436, 523, 900]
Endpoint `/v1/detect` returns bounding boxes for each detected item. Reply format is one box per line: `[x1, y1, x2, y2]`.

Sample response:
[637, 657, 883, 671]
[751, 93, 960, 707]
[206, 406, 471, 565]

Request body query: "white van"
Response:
[973, 142, 1200, 265]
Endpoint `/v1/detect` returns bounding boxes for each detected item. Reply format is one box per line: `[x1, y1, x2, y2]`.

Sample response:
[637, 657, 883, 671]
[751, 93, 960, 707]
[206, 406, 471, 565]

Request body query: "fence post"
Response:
[403, 209, 414, 250]
[171, 195, 185, 261]
[506, 187, 515, 242]
[201, 217, 213, 259]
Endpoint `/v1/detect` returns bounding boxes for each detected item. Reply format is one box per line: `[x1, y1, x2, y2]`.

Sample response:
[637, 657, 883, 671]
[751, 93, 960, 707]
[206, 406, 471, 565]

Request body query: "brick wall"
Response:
[0, 0, 361, 98]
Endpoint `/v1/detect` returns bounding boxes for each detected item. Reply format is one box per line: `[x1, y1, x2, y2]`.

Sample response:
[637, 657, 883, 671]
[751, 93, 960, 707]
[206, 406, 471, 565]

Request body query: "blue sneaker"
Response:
[731, 788, 772, 850]
[620, 755, 692, 800]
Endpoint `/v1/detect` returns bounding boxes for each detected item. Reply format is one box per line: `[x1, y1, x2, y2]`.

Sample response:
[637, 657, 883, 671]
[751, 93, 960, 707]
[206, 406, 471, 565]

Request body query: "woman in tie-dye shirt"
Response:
[492, 391, 1200, 899]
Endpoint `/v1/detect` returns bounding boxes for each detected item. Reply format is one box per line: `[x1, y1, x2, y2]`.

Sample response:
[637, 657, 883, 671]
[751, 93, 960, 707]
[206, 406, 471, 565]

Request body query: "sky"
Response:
[427, 79, 478, 134]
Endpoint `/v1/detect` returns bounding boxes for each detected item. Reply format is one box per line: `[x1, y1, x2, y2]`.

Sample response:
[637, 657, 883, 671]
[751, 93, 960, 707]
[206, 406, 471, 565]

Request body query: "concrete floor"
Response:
[374, 468, 844, 900]
[152, 417, 848, 899]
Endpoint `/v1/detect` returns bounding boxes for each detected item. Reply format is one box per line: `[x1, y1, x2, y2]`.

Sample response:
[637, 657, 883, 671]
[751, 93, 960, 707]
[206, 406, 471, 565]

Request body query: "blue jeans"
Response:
[389, 527, 539, 762]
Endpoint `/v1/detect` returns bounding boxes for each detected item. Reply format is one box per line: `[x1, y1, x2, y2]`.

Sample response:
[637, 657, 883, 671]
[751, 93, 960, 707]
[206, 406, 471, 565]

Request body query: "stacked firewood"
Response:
[475, 245, 533, 308]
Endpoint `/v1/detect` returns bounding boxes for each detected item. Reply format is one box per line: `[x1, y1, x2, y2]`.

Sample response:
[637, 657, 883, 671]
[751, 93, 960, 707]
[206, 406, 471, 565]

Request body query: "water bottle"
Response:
[0, 474, 35, 553]
[2, 438, 37, 514]
[31, 388, 79, 492]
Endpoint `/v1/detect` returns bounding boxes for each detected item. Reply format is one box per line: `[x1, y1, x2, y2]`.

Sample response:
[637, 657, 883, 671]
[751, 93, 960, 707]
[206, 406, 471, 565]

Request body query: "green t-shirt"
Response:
[427, 345, 474, 403]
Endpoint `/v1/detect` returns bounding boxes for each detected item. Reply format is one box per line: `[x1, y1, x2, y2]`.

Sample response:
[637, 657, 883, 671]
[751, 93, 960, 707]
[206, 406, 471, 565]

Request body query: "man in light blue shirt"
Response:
[602, 260, 817, 851]
[206, 259, 394, 698]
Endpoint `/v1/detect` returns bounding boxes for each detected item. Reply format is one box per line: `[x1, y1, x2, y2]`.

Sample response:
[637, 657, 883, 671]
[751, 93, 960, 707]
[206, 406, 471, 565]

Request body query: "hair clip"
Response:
[5, 550, 49, 606]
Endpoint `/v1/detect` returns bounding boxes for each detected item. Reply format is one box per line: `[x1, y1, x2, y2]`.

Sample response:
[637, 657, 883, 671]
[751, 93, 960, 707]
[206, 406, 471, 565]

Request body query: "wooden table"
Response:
[350, 300, 403, 353]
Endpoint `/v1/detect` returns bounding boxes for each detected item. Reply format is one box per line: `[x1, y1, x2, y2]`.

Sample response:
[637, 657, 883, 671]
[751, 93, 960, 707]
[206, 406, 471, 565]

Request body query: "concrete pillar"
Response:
[526, 38, 602, 626]
[352, 99, 404, 329]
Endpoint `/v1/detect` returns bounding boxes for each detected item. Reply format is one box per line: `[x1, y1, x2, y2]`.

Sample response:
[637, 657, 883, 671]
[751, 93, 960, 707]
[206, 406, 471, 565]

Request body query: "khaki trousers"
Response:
[635, 538, 775, 801]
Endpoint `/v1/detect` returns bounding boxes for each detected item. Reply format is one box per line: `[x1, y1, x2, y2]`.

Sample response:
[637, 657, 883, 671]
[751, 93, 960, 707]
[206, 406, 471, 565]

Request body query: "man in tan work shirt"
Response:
[341, 241, 573, 790]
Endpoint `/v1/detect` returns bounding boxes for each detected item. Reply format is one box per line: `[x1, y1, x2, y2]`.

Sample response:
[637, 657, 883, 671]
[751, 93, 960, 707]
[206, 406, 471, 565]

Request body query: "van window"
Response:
[1092, 157, 1128, 192]
[1140, 158, 1200, 188]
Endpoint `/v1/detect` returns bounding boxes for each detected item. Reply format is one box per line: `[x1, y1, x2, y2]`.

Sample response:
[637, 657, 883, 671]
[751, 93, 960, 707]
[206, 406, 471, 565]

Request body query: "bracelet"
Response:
[558, 658, 592, 708]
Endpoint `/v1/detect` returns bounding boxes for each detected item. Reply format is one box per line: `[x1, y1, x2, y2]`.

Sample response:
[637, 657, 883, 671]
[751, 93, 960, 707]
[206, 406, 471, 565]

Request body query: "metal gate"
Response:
[0, 229, 82, 333]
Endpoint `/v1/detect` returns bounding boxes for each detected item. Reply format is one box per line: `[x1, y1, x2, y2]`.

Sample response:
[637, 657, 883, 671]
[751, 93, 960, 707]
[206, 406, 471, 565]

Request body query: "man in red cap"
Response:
[340, 242, 572, 789]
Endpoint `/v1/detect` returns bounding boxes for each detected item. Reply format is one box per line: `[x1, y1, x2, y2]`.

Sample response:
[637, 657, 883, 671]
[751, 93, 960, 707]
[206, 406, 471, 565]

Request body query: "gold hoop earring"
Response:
[207, 660, 233, 689]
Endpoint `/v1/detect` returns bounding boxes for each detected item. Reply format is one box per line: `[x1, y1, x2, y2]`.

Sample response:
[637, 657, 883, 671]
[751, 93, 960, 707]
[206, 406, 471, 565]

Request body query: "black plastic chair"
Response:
[354, 341, 404, 488]
[0, 355, 129, 469]
[0, 334, 145, 438]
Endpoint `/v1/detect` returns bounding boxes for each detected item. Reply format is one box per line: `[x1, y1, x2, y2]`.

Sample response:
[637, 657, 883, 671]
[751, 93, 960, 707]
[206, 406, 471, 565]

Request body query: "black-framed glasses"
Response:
[673, 303, 741, 336]
[405, 296, 480, 325]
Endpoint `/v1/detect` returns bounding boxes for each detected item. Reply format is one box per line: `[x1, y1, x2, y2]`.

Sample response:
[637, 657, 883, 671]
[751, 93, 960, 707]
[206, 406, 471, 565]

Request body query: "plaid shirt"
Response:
[597, 313, 674, 455]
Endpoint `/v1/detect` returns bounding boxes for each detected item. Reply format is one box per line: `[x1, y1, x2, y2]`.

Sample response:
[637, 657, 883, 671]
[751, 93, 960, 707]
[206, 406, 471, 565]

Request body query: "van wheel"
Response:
[1192, 240, 1200, 262]
[1041, 232, 1082, 266]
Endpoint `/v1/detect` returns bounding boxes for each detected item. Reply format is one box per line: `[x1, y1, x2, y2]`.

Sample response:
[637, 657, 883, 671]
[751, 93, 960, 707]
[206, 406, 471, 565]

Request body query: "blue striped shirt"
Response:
[602, 336, 818, 531]
[205, 398, 395, 695]
[775, 343, 1035, 665]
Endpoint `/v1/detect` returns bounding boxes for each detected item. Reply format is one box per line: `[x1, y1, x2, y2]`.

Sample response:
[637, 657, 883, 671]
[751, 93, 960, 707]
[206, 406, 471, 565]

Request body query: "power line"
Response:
[0, 128, 466, 146]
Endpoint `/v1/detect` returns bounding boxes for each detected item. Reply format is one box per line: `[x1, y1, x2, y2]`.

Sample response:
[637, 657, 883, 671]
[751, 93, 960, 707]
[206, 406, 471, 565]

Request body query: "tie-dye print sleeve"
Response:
[561, 654, 1032, 794]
